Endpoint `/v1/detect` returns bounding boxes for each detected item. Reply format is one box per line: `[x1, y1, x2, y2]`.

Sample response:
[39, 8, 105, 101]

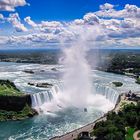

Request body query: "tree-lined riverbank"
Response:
[51, 92, 140, 140]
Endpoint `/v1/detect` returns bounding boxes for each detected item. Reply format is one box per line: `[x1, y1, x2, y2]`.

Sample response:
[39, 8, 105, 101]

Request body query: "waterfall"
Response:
[31, 85, 61, 110]
[30, 82, 119, 113]
[94, 83, 119, 104]
[31, 91, 52, 108]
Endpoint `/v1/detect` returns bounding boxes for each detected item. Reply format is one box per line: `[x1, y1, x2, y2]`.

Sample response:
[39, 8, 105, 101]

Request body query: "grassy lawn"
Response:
[0, 80, 22, 96]
[125, 128, 135, 140]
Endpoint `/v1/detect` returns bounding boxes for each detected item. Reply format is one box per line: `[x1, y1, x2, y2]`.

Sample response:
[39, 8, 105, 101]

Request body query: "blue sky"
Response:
[0, 0, 140, 48]
[1, 0, 140, 21]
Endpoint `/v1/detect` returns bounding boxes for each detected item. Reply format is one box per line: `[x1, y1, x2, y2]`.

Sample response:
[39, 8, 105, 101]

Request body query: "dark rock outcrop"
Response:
[23, 70, 34, 74]
[0, 94, 31, 111]
[51, 68, 57, 71]
[28, 82, 53, 88]
[36, 83, 53, 88]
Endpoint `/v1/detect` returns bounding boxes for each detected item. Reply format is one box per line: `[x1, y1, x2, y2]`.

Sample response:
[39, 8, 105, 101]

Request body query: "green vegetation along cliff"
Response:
[0, 80, 22, 96]
[0, 80, 37, 121]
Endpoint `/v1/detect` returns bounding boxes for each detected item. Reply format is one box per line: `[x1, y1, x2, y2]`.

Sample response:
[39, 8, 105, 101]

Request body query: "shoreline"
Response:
[0, 80, 38, 121]
[0, 61, 139, 138]
[50, 93, 124, 140]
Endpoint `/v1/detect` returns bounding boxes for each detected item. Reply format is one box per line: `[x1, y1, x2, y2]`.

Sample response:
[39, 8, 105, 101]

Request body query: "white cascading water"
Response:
[30, 83, 119, 113]
[31, 90, 53, 108]
[94, 83, 119, 104]
[30, 26, 119, 113]
[31, 85, 63, 113]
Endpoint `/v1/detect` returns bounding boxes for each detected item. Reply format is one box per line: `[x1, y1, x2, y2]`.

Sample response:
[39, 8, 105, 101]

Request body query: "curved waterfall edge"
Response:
[30, 83, 120, 112]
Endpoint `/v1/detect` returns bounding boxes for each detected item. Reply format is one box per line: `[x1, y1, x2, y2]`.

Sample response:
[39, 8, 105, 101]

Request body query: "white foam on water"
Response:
[30, 82, 115, 114]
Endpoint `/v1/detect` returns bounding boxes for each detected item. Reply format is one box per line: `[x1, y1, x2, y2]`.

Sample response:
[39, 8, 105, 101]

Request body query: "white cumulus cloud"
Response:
[1, 3, 140, 48]
[0, 0, 28, 11]
[7, 13, 28, 32]
[83, 13, 100, 25]
[100, 3, 114, 10]
[96, 3, 140, 19]
[24, 16, 37, 27]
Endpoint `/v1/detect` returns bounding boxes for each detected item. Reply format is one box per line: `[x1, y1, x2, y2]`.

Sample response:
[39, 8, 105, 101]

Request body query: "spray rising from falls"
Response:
[60, 44, 92, 108]
[30, 26, 119, 113]
[59, 26, 102, 108]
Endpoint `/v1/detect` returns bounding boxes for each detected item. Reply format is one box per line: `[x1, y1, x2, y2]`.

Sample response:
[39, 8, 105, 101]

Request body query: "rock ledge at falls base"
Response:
[0, 79, 37, 121]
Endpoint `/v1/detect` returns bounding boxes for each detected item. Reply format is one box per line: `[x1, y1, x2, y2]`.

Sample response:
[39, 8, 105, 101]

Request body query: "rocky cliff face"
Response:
[0, 94, 31, 111]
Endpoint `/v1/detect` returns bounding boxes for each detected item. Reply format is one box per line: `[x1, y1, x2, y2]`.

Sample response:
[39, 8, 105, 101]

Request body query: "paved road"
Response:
[51, 116, 106, 140]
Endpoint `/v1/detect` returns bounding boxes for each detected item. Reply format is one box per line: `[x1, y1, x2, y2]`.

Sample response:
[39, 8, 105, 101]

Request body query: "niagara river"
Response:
[0, 62, 140, 140]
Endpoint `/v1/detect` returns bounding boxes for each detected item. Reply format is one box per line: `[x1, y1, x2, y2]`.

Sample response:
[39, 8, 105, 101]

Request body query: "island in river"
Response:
[0, 80, 37, 121]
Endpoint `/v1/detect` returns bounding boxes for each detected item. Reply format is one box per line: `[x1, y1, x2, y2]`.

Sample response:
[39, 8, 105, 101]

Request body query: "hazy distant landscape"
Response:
[1, 48, 140, 74]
